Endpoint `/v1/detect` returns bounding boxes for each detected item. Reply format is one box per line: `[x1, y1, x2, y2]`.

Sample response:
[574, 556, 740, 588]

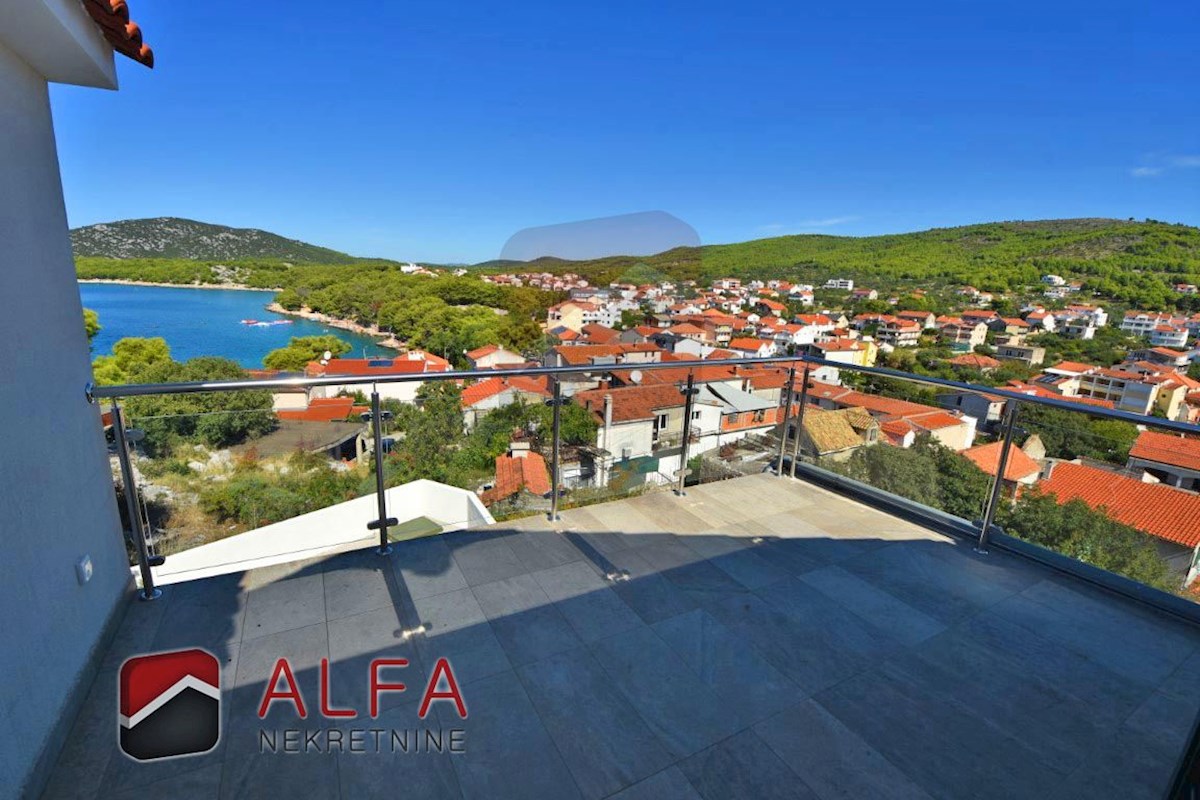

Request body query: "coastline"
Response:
[265, 302, 402, 349]
[80, 279, 403, 351]
[77, 278, 280, 291]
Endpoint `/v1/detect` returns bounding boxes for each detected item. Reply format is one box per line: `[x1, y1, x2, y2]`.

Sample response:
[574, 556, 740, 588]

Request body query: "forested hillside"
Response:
[500, 218, 1200, 310]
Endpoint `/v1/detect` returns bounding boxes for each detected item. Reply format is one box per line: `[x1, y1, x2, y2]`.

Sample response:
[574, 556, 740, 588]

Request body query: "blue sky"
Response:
[52, 0, 1199, 263]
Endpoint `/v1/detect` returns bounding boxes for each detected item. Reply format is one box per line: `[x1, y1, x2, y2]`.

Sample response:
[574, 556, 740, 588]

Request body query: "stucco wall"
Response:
[0, 41, 131, 798]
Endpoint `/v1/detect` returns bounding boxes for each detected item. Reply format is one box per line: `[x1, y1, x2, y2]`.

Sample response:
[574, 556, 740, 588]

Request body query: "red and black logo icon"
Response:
[119, 649, 220, 761]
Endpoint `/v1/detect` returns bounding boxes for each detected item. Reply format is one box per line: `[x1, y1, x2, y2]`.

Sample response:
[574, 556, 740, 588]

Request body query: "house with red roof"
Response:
[962, 441, 1041, 496]
[461, 376, 552, 429]
[948, 353, 1001, 372]
[466, 344, 526, 370]
[1126, 430, 1200, 492]
[305, 352, 451, 404]
[277, 396, 370, 423]
[1040, 460, 1200, 577]
[480, 445, 553, 506]
[727, 337, 777, 358]
[803, 382, 977, 450]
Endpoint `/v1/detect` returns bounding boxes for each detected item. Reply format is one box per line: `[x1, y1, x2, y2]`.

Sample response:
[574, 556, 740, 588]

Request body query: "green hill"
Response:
[71, 217, 361, 263]
[493, 218, 1200, 308]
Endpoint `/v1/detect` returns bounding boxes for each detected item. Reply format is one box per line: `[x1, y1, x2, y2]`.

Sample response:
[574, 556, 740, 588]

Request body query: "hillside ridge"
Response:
[70, 217, 361, 263]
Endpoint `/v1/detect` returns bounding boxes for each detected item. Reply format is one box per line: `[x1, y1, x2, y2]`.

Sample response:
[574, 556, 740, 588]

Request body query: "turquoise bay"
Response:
[78, 283, 389, 368]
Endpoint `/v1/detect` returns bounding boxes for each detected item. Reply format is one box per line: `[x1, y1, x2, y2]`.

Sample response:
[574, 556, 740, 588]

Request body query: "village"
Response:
[180, 266, 1200, 591]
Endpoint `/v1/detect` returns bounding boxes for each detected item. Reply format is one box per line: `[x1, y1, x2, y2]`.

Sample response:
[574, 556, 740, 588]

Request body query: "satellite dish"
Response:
[629, 370, 643, 384]
[322, 350, 333, 361]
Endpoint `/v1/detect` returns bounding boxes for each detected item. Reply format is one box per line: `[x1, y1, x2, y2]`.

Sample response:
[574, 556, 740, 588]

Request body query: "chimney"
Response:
[603, 393, 613, 451]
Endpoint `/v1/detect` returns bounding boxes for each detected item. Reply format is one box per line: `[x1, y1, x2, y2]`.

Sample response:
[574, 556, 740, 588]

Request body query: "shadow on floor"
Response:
[39, 478, 1200, 800]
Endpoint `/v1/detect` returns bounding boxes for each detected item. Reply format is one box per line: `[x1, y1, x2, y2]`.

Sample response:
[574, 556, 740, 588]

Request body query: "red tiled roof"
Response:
[963, 441, 1040, 482]
[1048, 361, 1095, 374]
[481, 453, 552, 504]
[1040, 462, 1200, 547]
[728, 337, 769, 352]
[83, 0, 154, 66]
[277, 397, 369, 423]
[580, 324, 621, 344]
[1129, 430, 1200, 472]
[1003, 381, 1116, 409]
[553, 343, 662, 366]
[667, 323, 706, 336]
[466, 344, 501, 360]
[949, 353, 1001, 369]
[460, 376, 551, 407]
[813, 338, 865, 352]
[304, 354, 450, 377]
[575, 384, 693, 422]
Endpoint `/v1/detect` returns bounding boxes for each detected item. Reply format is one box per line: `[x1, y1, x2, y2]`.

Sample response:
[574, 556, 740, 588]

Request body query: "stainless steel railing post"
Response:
[110, 401, 161, 600]
[790, 364, 812, 478]
[549, 376, 562, 522]
[775, 366, 797, 477]
[976, 399, 1020, 554]
[676, 371, 699, 496]
[366, 389, 397, 555]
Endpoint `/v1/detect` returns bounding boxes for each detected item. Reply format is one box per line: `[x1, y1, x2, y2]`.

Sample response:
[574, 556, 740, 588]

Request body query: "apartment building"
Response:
[876, 317, 921, 348]
[939, 320, 989, 351]
[1076, 367, 1160, 414]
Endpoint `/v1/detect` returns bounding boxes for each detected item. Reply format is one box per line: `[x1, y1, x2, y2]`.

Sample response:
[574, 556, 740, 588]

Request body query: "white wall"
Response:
[0, 39, 131, 798]
[149, 480, 495, 585]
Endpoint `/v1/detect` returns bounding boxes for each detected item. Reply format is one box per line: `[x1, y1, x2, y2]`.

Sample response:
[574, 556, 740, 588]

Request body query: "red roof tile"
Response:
[481, 452, 552, 504]
[461, 376, 550, 407]
[83, 0, 154, 67]
[1129, 430, 1200, 472]
[277, 397, 369, 423]
[728, 337, 769, 352]
[963, 441, 1040, 482]
[304, 354, 450, 377]
[465, 344, 501, 360]
[1040, 461, 1200, 547]
[575, 384, 692, 422]
[948, 353, 1001, 369]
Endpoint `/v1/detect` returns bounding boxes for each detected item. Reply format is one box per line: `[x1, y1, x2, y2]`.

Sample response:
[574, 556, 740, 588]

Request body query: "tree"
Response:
[1018, 404, 1138, 463]
[383, 382, 465, 483]
[83, 308, 100, 344]
[998, 491, 1174, 592]
[263, 335, 352, 370]
[123, 356, 275, 455]
[91, 337, 173, 385]
[828, 435, 991, 521]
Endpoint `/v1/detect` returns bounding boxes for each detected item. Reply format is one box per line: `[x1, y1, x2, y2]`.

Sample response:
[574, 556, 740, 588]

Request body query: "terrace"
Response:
[41, 472, 1200, 799]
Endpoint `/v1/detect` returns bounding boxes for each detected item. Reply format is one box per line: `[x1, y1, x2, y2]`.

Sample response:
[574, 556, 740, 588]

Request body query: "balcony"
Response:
[42, 472, 1200, 799]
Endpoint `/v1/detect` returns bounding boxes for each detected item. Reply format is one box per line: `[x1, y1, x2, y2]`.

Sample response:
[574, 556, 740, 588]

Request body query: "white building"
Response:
[0, 5, 158, 795]
[824, 278, 855, 291]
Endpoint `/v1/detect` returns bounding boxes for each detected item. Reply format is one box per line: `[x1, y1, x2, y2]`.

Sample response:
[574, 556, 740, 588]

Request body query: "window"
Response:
[655, 413, 669, 431]
[753, 410, 766, 423]
[691, 410, 701, 421]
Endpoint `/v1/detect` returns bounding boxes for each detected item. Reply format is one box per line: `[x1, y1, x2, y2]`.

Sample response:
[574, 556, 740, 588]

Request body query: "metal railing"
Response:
[90, 351, 1200, 612]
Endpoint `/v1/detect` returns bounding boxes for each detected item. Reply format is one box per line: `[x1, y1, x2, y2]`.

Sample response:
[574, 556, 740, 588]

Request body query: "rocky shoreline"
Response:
[264, 302, 402, 349]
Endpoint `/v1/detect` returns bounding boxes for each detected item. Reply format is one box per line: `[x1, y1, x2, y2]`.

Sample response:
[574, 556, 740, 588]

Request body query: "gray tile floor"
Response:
[42, 474, 1200, 799]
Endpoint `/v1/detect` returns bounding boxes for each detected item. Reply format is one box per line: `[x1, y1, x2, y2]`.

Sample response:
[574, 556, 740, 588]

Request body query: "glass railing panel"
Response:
[996, 403, 1190, 597]
[105, 390, 494, 588]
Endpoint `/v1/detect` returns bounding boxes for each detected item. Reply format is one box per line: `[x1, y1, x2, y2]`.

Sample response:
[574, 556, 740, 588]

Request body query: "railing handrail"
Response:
[87, 352, 1200, 436]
